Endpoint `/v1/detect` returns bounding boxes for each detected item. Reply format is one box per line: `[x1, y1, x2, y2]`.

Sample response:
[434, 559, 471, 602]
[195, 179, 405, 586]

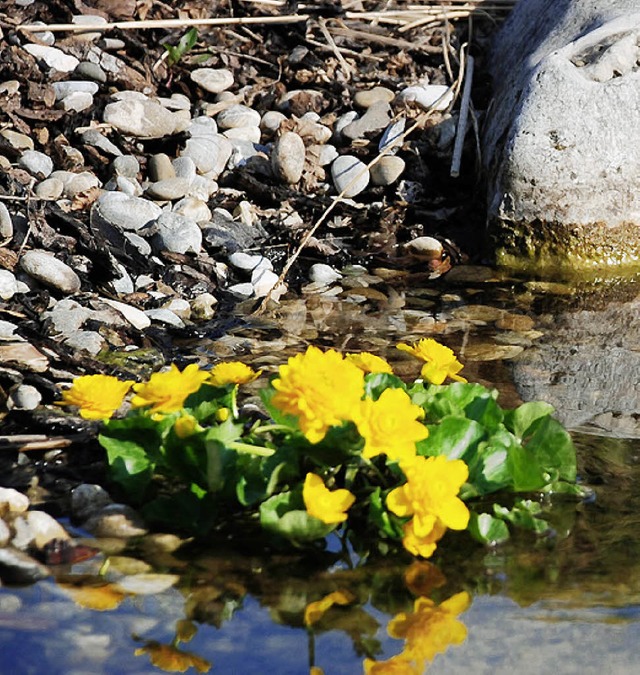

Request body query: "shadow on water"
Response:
[2, 269, 640, 674]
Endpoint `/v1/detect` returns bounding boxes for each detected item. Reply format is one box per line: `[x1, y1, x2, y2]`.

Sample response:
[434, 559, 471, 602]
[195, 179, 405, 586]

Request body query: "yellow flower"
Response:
[271, 346, 365, 443]
[208, 361, 261, 386]
[354, 388, 428, 462]
[173, 413, 202, 438]
[304, 589, 355, 626]
[363, 655, 421, 674]
[134, 640, 211, 673]
[396, 339, 466, 385]
[57, 374, 133, 420]
[387, 592, 471, 667]
[387, 455, 469, 558]
[303, 473, 355, 525]
[346, 352, 393, 374]
[131, 364, 210, 414]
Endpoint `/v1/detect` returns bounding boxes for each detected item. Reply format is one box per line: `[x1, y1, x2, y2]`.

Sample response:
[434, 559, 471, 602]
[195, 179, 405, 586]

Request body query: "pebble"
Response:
[0, 271, 21, 300]
[216, 104, 261, 129]
[112, 155, 140, 178]
[354, 86, 395, 108]
[271, 131, 305, 184]
[252, 268, 283, 299]
[370, 155, 406, 186]
[294, 117, 332, 144]
[227, 139, 263, 170]
[260, 110, 286, 135]
[59, 90, 94, 113]
[71, 14, 108, 42]
[181, 135, 232, 177]
[63, 171, 101, 197]
[64, 330, 106, 355]
[34, 177, 63, 200]
[309, 263, 342, 285]
[308, 143, 339, 166]
[228, 252, 268, 271]
[22, 510, 71, 550]
[190, 293, 217, 320]
[0, 546, 51, 584]
[52, 80, 99, 100]
[190, 67, 234, 93]
[29, 22, 56, 46]
[75, 60, 107, 83]
[0, 487, 30, 513]
[379, 117, 406, 154]
[23, 44, 80, 72]
[19, 250, 81, 294]
[224, 126, 261, 143]
[187, 116, 218, 138]
[147, 153, 175, 182]
[82, 503, 148, 538]
[103, 96, 186, 138]
[405, 236, 444, 259]
[146, 178, 190, 201]
[91, 192, 162, 231]
[71, 484, 113, 522]
[0, 129, 33, 151]
[80, 129, 123, 157]
[58, 91, 93, 112]
[172, 156, 197, 181]
[99, 298, 151, 330]
[398, 84, 454, 111]
[153, 211, 202, 254]
[334, 110, 359, 136]
[18, 150, 54, 178]
[0, 202, 13, 239]
[331, 155, 370, 198]
[341, 101, 392, 140]
[7, 384, 42, 410]
[173, 197, 211, 223]
[145, 308, 185, 328]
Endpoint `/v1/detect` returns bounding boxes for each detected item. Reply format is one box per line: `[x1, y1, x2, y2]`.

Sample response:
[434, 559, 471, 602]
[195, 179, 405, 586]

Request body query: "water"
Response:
[2, 268, 640, 674]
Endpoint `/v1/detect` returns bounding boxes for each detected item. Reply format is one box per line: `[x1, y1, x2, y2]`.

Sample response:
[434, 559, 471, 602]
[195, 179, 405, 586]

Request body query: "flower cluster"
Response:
[57, 337, 578, 562]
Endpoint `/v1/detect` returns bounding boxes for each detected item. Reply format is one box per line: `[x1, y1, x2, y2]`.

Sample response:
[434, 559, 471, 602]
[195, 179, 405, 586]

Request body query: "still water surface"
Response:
[2, 268, 639, 674]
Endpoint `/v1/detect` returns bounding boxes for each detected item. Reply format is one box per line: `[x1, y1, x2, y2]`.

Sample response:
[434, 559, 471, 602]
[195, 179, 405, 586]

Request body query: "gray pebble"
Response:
[71, 484, 113, 522]
[82, 503, 148, 538]
[172, 156, 197, 181]
[80, 129, 123, 157]
[187, 116, 218, 138]
[63, 171, 101, 197]
[334, 111, 359, 136]
[0, 270, 20, 300]
[331, 155, 370, 198]
[8, 384, 42, 411]
[190, 292, 217, 320]
[379, 117, 406, 154]
[153, 211, 202, 254]
[23, 44, 79, 72]
[354, 86, 395, 108]
[74, 60, 107, 83]
[309, 143, 338, 166]
[147, 153, 175, 182]
[370, 155, 406, 186]
[217, 104, 261, 130]
[341, 101, 391, 141]
[0, 547, 51, 584]
[190, 67, 234, 94]
[181, 135, 232, 177]
[64, 330, 106, 355]
[227, 139, 263, 170]
[260, 110, 286, 135]
[309, 263, 342, 285]
[91, 192, 162, 231]
[271, 131, 305, 184]
[0, 202, 13, 239]
[18, 150, 53, 179]
[60, 87, 94, 110]
[173, 197, 211, 223]
[35, 177, 64, 200]
[398, 84, 453, 111]
[224, 126, 261, 143]
[146, 177, 190, 201]
[19, 250, 81, 294]
[52, 80, 99, 101]
[0, 129, 33, 152]
[103, 96, 184, 138]
[111, 155, 140, 178]
[145, 308, 185, 328]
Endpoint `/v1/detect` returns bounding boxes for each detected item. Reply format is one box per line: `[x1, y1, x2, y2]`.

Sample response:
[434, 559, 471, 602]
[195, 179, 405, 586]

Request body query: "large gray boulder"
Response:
[483, 0, 640, 272]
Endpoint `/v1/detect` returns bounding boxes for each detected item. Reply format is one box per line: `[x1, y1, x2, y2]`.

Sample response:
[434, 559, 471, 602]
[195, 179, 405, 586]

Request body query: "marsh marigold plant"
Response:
[57, 338, 580, 566]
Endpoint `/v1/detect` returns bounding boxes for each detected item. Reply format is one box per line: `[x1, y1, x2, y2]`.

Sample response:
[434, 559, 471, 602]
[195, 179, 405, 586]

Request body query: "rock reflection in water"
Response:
[509, 282, 640, 436]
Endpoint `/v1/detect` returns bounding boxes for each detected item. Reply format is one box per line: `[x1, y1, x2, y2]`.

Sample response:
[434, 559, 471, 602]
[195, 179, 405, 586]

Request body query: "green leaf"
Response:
[414, 381, 495, 421]
[464, 394, 504, 431]
[468, 512, 510, 545]
[418, 416, 485, 460]
[364, 373, 407, 401]
[99, 434, 154, 498]
[503, 401, 555, 439]
[524, 416, 577, 483]
[259, 491, 334, 544]
[467, 428, 520, 495]
[164, 27, 198, 65]
[493, 500, 549, 534]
